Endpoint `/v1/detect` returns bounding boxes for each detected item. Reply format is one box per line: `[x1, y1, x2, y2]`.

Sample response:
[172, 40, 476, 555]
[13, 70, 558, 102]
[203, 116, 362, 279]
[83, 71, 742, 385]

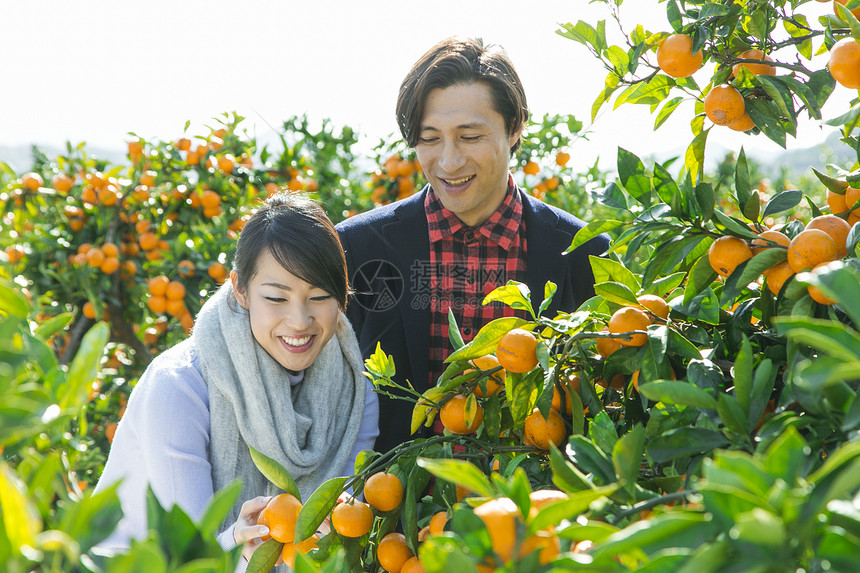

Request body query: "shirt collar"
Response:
[425, 175, 523, 250]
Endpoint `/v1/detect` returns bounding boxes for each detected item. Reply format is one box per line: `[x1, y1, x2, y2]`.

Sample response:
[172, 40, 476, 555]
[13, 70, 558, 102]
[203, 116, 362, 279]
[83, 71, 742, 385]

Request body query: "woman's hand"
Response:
[233, 496, 274, 563]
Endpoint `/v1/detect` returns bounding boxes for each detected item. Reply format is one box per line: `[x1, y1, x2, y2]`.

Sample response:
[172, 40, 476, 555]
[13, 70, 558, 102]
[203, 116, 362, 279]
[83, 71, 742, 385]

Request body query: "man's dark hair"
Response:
[232, 192, 348, 310]
[396, 36, 529, 153]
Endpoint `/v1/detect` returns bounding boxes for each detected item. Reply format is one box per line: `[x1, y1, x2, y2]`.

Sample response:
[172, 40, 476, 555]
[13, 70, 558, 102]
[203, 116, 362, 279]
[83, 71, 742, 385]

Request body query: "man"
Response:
[337, 36, 609, 454]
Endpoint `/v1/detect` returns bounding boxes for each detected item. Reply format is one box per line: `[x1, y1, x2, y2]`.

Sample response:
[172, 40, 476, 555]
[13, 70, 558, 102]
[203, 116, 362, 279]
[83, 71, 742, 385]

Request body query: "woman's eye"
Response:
[311, 295, 332, 302]
[265, 296, 286, 303]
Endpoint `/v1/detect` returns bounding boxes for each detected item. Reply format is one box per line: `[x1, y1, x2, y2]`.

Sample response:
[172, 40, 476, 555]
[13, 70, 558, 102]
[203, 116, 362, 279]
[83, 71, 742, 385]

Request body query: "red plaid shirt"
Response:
[425, 176, 529, 433]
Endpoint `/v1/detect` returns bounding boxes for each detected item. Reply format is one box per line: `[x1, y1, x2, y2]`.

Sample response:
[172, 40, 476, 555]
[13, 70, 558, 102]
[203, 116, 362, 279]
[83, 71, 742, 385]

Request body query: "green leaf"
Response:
[528, 486, 617, 535]
[566, 220, 625, 254]
[365, 342, 397, 379]
[617, 147, 652, 205]
[567, 436, 616, 485]
[594, 281, 640, 306]
[763, 426, 807, 486]
[548, 443, 594, 492]
[33, 312, 74, 341]
[446, 316, 528, 363]
[762, 189, 803, 218]
[249, 446, 301, 500]
[612, 424, 646, 488]
[685, 253, 718, 304]
[63, 321, 109, 411]
[798, 262, 860, 326]
[199, 480, 242, 538]
[538, 281, 558, 316]
[648, 428, 731, 463]
[0, 281, 29, 318]
[684, 128, 710, 183]
[696, 182, 716, 222]
[246, 538, 283, 573]
[717, 394, 749, 436]
[589, 411, 618, 456]
[556, 20, 607, 53]
[655, 96, 685, 130]
[0, 464, 41, 551]
[590, 256, 641, 293]
[482, 281, 534, 318]
[774, 317, 860, 364]
[295, 476, 347, 542]
[447, 309, 464, 351]
[416, 458, 493, 498]
[712, 210, 758, 238]
[638, 380, 718, 409]
[606, 45, 630, 75]
[733, 335, 753, 417]
[592, 513, 718, 560]
[812, 167, 849, 196]
[836, 1, 860, 40]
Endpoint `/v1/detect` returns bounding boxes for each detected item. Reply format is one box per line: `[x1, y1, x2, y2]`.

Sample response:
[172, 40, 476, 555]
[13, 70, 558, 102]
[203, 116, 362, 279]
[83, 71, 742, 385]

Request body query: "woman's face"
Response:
[232, 249, 340, 373]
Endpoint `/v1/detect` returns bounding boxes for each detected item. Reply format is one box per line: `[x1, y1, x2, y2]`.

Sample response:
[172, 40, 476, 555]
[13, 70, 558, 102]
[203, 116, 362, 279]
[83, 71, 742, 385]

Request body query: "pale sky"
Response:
[0, 1, 846, 170]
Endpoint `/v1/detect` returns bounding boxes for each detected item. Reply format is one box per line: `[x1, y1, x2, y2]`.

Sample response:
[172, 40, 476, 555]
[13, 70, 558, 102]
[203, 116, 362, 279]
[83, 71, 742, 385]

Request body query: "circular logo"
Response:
[351, 259, 404, 312]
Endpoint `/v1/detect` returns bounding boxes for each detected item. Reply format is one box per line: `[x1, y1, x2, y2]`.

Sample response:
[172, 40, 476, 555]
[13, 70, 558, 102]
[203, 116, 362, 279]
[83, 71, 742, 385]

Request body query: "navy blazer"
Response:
[336, 186, 609, 454]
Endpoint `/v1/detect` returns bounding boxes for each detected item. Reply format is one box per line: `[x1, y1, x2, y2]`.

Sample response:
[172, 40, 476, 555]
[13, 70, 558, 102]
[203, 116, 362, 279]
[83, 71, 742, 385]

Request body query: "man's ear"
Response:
[509, 125, 524, 153]
[230, 271, 248, 308]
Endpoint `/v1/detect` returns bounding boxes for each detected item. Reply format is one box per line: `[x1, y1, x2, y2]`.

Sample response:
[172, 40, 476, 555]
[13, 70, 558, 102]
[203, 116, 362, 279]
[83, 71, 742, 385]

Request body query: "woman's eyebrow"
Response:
[260, 282, 292, 291]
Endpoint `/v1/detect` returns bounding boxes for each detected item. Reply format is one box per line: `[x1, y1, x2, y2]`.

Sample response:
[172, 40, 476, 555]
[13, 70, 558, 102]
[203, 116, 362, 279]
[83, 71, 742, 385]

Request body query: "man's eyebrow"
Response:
[420, 122, 487, 132]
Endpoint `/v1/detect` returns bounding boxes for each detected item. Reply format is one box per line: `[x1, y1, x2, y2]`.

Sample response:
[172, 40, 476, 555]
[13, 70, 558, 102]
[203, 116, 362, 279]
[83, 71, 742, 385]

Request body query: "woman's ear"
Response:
[230, 271, 248, 308]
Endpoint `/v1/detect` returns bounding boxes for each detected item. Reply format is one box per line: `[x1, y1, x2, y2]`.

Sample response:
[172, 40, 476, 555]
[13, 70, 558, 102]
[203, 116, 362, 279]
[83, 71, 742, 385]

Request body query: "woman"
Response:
[94, 193, 379, 569]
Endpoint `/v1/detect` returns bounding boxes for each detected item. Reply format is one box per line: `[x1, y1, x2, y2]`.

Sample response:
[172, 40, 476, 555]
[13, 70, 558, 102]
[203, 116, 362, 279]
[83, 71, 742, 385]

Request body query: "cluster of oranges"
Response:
[521, 152, 570, 201]
[370, 154, 423, 206]
[146, 275, 194, 333]
[707, 211, 855, 305]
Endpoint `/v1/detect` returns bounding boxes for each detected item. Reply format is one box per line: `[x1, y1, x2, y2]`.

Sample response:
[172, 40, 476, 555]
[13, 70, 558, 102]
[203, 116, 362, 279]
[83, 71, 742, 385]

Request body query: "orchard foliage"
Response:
[558, 0, 860, 179]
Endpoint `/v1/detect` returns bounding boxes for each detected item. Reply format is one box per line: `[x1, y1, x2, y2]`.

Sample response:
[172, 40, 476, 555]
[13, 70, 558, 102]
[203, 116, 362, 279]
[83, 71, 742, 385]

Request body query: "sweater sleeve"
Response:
[341, 377, 379, 477]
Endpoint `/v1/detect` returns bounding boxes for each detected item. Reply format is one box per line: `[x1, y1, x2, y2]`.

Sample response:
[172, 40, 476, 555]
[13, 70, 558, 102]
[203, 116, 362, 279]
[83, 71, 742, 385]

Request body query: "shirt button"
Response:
[463, 327, 472, 336]
[466, 276, 475, 285]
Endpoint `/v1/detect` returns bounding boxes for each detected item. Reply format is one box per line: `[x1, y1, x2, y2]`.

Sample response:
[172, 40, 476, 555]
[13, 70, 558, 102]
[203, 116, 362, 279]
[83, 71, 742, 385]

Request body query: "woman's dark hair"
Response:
[232, 193, 348, 310]
[396, 36, 529, 153]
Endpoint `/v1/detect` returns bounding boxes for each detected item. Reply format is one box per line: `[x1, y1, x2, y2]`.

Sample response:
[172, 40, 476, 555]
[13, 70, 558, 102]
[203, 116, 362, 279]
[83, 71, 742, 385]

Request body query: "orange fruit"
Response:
[704, 85, 746, 126]
[762, 260, 794, 296]
[835, 0, 860, 21]
[82, 301, 97, 320]
[201, 190, 221, 208]
[139, 232, 158, 251]
[827, 188, 849, 215]
[523, 161, 540, 176]
[377, 532, 413, 573]
[608, 307, 651, 347]
[101, 242, 119, 258]
[177, 259, 196, 278]
[787, 228, 838, 273]
[100, 256, 120, 274]
[727, 111, 756, 132]
[364, 472, 404, 512]
[21, 172, 44, 190]
[806, 214, 851, 258]
[418, 526, 431, 542]
[440, 394, 484, 434]
[828, 37, 860, 88]
[140, 170, 157, 187]
[468, 355, 504, 398]
[208, 262, 228, 284]
[147, 295, 167, 314]
[845, 186, 860, 215]
[523, 408, 566, 451]
[186, 150, 200, 165]
[52, 173, 74, 192]
[518, 530, 561, 565]
[551, 383, 572, 415]
[751, 229, 790, 254]
[331, 500, 373, 538]
[732, 49, 776, 77]
[166, 298, 186, 317]
[165, 280, 186, 301]
[217, 154, 235, 173]
[473, 497, 519, 564]
[595, 327, 622, 358]
[708, 235, 753, 277]
[86, 248, 105, 268]
[148, 275, 170, 296]
[120, 260, 138, 279]
[656, 34, 703, 78]
[807, 263, 838, 305]
[260, 493, 302, 543]
[637, 294, 670, 320]
[280, 533, 319, 569]
[555, 152, 570, 167]
[496, 328, 539, 373]
[176, 137, 191, 151]
[428, 511, 448, 536]
[528, 489, 568, 519]
[401, 556, 426, 573]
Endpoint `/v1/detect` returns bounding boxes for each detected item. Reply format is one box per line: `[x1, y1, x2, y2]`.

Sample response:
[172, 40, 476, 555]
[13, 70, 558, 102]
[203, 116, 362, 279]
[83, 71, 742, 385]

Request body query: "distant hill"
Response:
[0, 144, 125, 173]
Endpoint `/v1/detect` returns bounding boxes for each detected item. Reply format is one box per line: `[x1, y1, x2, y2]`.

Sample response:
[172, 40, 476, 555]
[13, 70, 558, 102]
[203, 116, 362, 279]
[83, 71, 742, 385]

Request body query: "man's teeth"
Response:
[444, 176, 472, 185]
[281, 335, 311, 347]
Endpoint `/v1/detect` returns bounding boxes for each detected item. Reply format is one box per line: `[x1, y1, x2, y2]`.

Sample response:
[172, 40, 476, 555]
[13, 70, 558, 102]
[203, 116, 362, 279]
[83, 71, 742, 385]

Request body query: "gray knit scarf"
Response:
[191, 281, 366, 531]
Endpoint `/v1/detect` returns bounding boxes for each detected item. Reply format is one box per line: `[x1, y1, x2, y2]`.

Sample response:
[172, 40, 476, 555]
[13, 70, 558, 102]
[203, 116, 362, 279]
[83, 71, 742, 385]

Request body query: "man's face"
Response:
[415, 82, 521, 227]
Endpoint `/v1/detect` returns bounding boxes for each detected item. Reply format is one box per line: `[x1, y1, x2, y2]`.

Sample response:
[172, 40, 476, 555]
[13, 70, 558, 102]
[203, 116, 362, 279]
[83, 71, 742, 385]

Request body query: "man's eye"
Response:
[462, 135, 481, 142]
[418, 137, 438, 144]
